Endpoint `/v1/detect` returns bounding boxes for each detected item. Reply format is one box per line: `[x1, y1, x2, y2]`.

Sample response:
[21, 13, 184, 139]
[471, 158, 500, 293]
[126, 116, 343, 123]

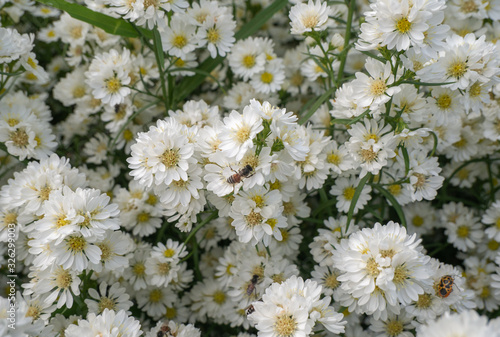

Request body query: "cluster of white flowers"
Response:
[2, 0, 500, 336]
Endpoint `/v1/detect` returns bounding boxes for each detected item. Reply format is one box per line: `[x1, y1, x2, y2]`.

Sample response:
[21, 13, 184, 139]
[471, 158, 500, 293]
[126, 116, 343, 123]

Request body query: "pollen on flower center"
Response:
[106, 76, 122, 94]
[436, 94, 452, 109]
[385, 319, 404, 337]
[396, 17, 412, 34]
[366, 257, 381, 277]
[447, 60, 467, 79]
[415, 293, 432, 309]
[98, 297, 116, 312]
[157, 261, 171, 274]
[4, 212, 17, 225]
[266, 218, 277, 229]
[70, 26, 82, 39]
[388, 184, 402, 196]
[143, 0, 158, 9]
[274, 312, 297, 336]
[235, 125, 251, 143]
[343, 186, 355, 200]
[73, 86, 86, 98]
[327, 153, 341, 165]
[98, 243, 111, 260]
[160, 149, 180, 168]
[164, 248, 175, 258]
[246, 211, 264, 226]
[393, 265, 409, 284]
[360, 147, 377, 162]
[137, 212, 150, 223]
[302, 14, 319, 29]
[412, 215, 424, 227]
[66, 236, 87, 252]
[469, 82, 481, 97]
[461, 0, 478, 13]
[26, 306, 41, 320]
[412, 173, 426, 188]
[252, 195, 265, 208]
[243, 55, 256, 68]
[261, 72, 273, 84]
[11, 129, 29, 147]
[172, 35, 187, 49]
[325, 273, 340, 290]
[133, 263, 146, 276]
[453, 138, 467, 148]
[369, 79, 387, 96]
[149, 289, 162, 302]
[207, 27, 220, 44]
[487, 239, 499, 251]
[213, 290, 226, 304]
[457, 225, 469, 238]
[283, 201, 296, 216]
[55, 268, 72, 288]
[158, 306, 175, 320]
[56, 216, 71, 228]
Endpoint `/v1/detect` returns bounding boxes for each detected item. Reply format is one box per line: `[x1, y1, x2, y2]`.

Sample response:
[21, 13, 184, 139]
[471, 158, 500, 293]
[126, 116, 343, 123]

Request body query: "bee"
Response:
[157, 321, 170, 337]
[436, 275, 455, 298]
[246, 274, 260, 296]
[227, 165, 254, 185]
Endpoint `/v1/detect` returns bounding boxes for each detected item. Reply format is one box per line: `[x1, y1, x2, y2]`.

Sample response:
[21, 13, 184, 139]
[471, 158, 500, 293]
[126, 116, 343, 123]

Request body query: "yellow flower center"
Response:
[457, 225, 469, 238]
[274, 312, 298, 336]
[172, 35, 187, 49]
[370, 79, 387, 96]
[396, 17, 412, 33]
[243, 55, 256, 68]
[206, 27, 220, 44]
[343, 186, 355, 200]
[261, 72, 273, 84]
[160, 149, 180, 168]
[105, 76, 121, 94]
[447, 60, 467, 79]
[436, 94, 452, 110]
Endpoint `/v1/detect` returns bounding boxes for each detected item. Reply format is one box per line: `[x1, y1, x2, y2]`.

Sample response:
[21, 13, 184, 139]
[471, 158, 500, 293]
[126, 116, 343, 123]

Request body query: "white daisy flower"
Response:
[219, 107, 263, 161]
[416, 310, 497, 337]
[85, 282, 133, 315]
[65, 309, 142, 337]
[289, 0, 331, 35]
[329, 176, 372, 214]
[197, 14, 236, 58]
[159, 15, 198, 59]
[33, 265, 81, 309]
[128, 118, 195, 188]
[250, 59, 286, 94]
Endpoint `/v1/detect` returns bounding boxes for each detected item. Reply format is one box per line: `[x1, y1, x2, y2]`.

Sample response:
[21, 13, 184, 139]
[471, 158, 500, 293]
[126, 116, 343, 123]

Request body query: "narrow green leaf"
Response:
[358, 50, 386, 63]
[345, 173, 372, 233]
[402, 146, 410, 176]
[402, 80, 455, 87]
[34, 0, 152, 39]
[298, 86, 336, 125]
[372, 184, 407, 228]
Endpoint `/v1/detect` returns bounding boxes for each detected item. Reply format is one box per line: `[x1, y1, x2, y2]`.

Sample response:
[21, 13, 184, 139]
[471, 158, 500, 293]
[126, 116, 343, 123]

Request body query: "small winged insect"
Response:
[245, 304, 255, 315]
[227, 164, 254, 185]
[157, 321, 170, 337]
[246, 274, 260, 296]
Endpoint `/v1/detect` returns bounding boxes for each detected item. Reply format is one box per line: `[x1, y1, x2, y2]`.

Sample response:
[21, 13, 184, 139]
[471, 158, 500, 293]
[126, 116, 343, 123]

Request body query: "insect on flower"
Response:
[246, 274, 260, 296]
[436, 275, 455, 298]
[227, 164, 254, 185]
[157, 321, 170, 337]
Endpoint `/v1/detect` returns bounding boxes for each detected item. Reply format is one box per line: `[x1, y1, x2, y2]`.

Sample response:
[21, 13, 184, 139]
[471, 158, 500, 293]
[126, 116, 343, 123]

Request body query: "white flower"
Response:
[0, 27, 33, 63]
[329, 176, 372, 214]
[85, 282, 133, 315]
[351, 58, 402, 110]
[85, 48, 132, 106]
[33, 265, 81, 308]
[219, 107, 263, 161]
[416, 310, 498, 337]
[248, 276, 345, 336]
[289, 0, 331, 35]
[128, 118, 195, 188]
[65, 309, 142, 337]
[159, 15, 198, 59]
[197, 14, 236, 58]
[250, 59, 286, 94]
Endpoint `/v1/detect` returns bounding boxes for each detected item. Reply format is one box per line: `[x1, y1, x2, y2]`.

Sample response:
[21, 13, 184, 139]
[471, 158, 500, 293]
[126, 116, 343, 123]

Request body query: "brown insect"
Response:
[227, 165, 254, 185]
[157, 322, 170, 337]
[246, 274, 260, 296]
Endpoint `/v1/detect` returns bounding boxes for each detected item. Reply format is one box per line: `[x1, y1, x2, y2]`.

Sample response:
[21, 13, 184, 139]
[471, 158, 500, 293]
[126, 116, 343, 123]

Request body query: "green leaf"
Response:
[298, 86, 336, 125]
[175, 0, 289, 103]
[345, 173, 372, 233]
[372, 184, 407, 228]
[402, 80, 455, 87]
[34, 0, 152, 39]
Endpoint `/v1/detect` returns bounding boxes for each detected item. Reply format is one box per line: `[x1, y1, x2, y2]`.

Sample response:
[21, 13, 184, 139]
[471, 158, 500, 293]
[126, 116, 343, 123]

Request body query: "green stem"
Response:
[335, 0, 355, 86]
